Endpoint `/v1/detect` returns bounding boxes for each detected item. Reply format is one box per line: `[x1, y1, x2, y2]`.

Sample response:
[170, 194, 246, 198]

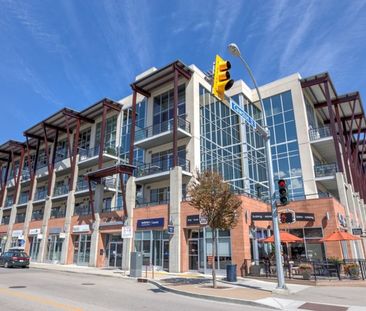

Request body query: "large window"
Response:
[95, 115, 117, 150]
[200, 86, 243, 190]
[289, 227, 325, 260]
[263, 91, 304, 200]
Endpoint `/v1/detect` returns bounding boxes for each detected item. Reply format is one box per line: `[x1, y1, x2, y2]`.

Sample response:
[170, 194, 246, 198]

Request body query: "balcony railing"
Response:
[76, 179, 96, 192]
[136, 199, 169, 208]
[18, 193, 29, 205]
[103, 177, 116, 188]
[74, 205, 92, 216]
[78, 146, 117, 161]
[21, 169, 31, 181]
[136, 158, 190, 178]
[309, 126, 331, 141]
[50, 208, 66, 219]
[314, 163, 337, 178]
[4, 197, 14, 207]
[101, 205, 123, 213]
[53, 184, 69, 197]
[15, 214, 25, 223]
[55, 149, 69, 163]
[34, 189, 47, 201]
[135, 117, 191, 142]
[1, 217, 10, 225]
[31, 212, 43, 221]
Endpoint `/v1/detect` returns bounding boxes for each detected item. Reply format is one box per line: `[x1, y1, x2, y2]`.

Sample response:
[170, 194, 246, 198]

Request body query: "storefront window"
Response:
[46, 235, 63, 262]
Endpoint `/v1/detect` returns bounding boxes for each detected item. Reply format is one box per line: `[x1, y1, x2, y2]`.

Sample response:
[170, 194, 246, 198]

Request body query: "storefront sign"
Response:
[12, 230, 23, 238]
[29, 228, 41, 235]
[122, 226, 133, 238]
[49, 227, 62, 234]
[167, 225, 174, 235]
[186, 215, 200, 225]
[137, 218, 164, 229]
[251, 212, 272, 221]
[73, 224, 90, 233]
[352, 228, 363, 236]
[295, 213, 315, 221]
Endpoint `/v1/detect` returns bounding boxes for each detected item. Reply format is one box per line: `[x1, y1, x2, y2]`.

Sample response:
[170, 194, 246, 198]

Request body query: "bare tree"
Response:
[188, 170, 241, 288]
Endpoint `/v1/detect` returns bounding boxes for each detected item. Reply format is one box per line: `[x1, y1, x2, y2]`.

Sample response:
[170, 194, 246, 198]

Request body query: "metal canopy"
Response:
[0, 140, 25, 156]
[79, 98, 122, 120]
[85, 163, 135, 180]
[131, 60, 192, 96]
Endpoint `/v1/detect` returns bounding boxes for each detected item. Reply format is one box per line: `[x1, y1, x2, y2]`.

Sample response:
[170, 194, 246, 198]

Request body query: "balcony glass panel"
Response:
[31, 210, 44, 221]
[314, 163, 337, 177]
[50, 207, 66, 219]
[18, 192, 29, 205]
[53, 184, 69, 197]
[1, 216, 10, 225]
[35, 189, 47, 201]
[135, 158, 190, 178]
[309, 126, 331, 141]
[15, 213, 25, 223]
[74, 205, 92, 216]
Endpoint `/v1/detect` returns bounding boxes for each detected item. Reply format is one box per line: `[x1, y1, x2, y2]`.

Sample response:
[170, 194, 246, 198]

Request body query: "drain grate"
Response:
[81, 283, 95, 286]
[9, 286, 27, 289]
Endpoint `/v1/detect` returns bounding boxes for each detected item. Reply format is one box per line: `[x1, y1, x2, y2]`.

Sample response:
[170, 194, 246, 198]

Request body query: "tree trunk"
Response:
[212, 229, 217, 288]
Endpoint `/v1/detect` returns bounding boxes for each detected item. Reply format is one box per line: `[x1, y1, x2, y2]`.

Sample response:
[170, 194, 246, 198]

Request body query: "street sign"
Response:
[352, 228, 363, 236]
[231, 101, 257, 129]
[167, 225, 174, 235]
[199, 215, 208, 225]
[251, 212, 272, 221]
[122, 226, 133, 239]
[295, 213, 315, 221]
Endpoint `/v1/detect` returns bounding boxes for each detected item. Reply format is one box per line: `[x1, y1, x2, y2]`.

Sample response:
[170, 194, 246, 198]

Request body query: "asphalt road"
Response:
[0, 267, 264, 311]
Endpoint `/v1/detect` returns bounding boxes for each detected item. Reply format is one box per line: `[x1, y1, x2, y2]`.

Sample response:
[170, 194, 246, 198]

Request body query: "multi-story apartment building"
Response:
[0, 60, 365, 275]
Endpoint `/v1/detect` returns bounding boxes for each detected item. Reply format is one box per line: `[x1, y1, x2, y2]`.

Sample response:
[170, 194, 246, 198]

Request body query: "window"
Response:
[79, 128, 91, 150]
[95, 116, 117, 150]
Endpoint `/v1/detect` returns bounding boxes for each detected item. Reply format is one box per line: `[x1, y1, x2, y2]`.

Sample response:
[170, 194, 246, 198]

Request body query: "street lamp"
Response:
[228, 43, 287, 290]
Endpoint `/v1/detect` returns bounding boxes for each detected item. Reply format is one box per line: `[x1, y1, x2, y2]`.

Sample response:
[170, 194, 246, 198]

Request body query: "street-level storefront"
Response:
[72, 224, 92, 266]
[46, 228, 64, 263]
[11, 230, 24, 248]
[104, 233, 123, 268]
[28, 228, 42, 261]
[0, 234, 7, 253]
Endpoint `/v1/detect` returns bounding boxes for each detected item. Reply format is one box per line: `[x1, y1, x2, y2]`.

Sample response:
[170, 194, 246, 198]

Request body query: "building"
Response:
[0, 60, 365, 275]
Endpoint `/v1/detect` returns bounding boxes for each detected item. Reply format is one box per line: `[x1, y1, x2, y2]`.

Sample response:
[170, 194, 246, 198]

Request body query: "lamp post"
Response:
[228, 43, 287, 290]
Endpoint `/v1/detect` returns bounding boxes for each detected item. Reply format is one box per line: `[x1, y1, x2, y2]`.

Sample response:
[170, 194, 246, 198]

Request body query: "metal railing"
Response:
[74, 205, 92, 216]
[21, 169, 31, 181]
[101, 205, 123, 213]
[103, 177, 116, 188]
[76, 179, 96, 192]
[314, 163, 337, 178]
[136, 199, 169, 208]
[136, 157, 190, 178]
[309, 126, 331, 141]
[55, 149, 69, 163]
[53, 184, 69, 197]
[4, 197, 14, 207]
[135, 117, 191, 142]
[34, 189, 47, 201]
[78, 146, 117, 161]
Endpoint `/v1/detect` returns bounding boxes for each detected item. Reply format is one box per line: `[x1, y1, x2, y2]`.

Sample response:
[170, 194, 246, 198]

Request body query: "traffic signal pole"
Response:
[228, 43, 287, 290]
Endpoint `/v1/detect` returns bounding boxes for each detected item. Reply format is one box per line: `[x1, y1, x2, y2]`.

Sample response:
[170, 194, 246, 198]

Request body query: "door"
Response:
[188, 240, 199, 270]
[163, 240, 169, 271]
[108, 242, 123, 268]
[74, 234, 91, 265]
[29, 236, 40, 261]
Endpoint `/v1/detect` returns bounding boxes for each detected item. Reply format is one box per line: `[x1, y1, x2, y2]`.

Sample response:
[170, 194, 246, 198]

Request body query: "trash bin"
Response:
[226, 264, 237, 282]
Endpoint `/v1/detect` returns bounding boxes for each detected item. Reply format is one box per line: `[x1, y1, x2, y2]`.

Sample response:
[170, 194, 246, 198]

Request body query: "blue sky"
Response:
[0, 0, 365, 142]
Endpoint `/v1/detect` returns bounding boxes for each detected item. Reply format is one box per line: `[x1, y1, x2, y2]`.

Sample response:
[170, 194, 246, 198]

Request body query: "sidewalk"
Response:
[29, 263, 366, 310]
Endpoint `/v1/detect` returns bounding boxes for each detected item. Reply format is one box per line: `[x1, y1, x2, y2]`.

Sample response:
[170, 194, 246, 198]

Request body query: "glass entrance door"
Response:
[108, 242, 123, 268]
[46, 235, 63, 262]
[74, 234, 91, 265]
[29, 236, 40, 261]
[188, 240, 199, 270]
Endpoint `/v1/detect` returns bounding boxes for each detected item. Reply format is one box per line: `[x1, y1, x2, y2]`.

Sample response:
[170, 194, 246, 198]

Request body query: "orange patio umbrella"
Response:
[320, 230, 361, 242]
[262, 231, 303, 243]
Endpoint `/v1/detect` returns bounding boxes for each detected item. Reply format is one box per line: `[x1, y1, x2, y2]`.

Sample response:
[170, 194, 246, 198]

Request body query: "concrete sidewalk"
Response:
[29, 263, 366, 310]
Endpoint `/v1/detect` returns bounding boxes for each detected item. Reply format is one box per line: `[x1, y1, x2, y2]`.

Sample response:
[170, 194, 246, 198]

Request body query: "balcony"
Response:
[103, 177, 116, 189]
[135, 158, 191, 183]
[53, 184, 69, 198]
[136, 199, 169, 208]
[18, 193, 29, 206]
[1, 217, 10, 225]
[134, 117, 191, 149]
[31, 211, 44, 221]
[15, 214, 25, 223]
[78, 146, 118, 166]
[21, 169, 31, 182]
[101, 205, 123, 213]
[34, 189, 47, 202]
[314, 163, 337, 178]
[74, 205, 92, 216]
[309, 126, 331, 141]
[50, 208, 66, 219]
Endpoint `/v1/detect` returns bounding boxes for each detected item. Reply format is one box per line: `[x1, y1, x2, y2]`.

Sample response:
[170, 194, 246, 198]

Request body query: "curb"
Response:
[219, 279, 273, 293]
[147, 279, 280, 310]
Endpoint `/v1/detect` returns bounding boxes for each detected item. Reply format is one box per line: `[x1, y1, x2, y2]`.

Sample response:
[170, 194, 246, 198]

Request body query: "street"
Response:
[0, 268, 262, 311]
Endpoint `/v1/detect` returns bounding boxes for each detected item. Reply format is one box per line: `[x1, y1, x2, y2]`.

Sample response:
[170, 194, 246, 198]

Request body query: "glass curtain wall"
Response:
[262, 91, 305, 200]
[199, 85, 243, 190]
[95, 115, 117, 153]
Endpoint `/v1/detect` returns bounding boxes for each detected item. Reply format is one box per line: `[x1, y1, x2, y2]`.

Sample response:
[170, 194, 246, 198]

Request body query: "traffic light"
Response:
[278, 179, 289, 205]
[279, 212, 294, 224]
[212, 54, 234, 101]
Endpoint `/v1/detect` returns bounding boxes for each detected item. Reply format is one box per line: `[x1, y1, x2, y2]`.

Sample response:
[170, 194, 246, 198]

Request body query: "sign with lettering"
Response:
[122, 226, 133, 238]
[167, 225, 174, 235]
[231, 101, 257, 129]
[12, 230, 23, 237]
[29, 228, 41, 235]
[352, 228, 363, 236]
[295, 213, 315, 221]
[251, 212, 272, 221]
[187, 215, 200, 226]
[72, 224, 90, 233]
[137, 218, 164, 229]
